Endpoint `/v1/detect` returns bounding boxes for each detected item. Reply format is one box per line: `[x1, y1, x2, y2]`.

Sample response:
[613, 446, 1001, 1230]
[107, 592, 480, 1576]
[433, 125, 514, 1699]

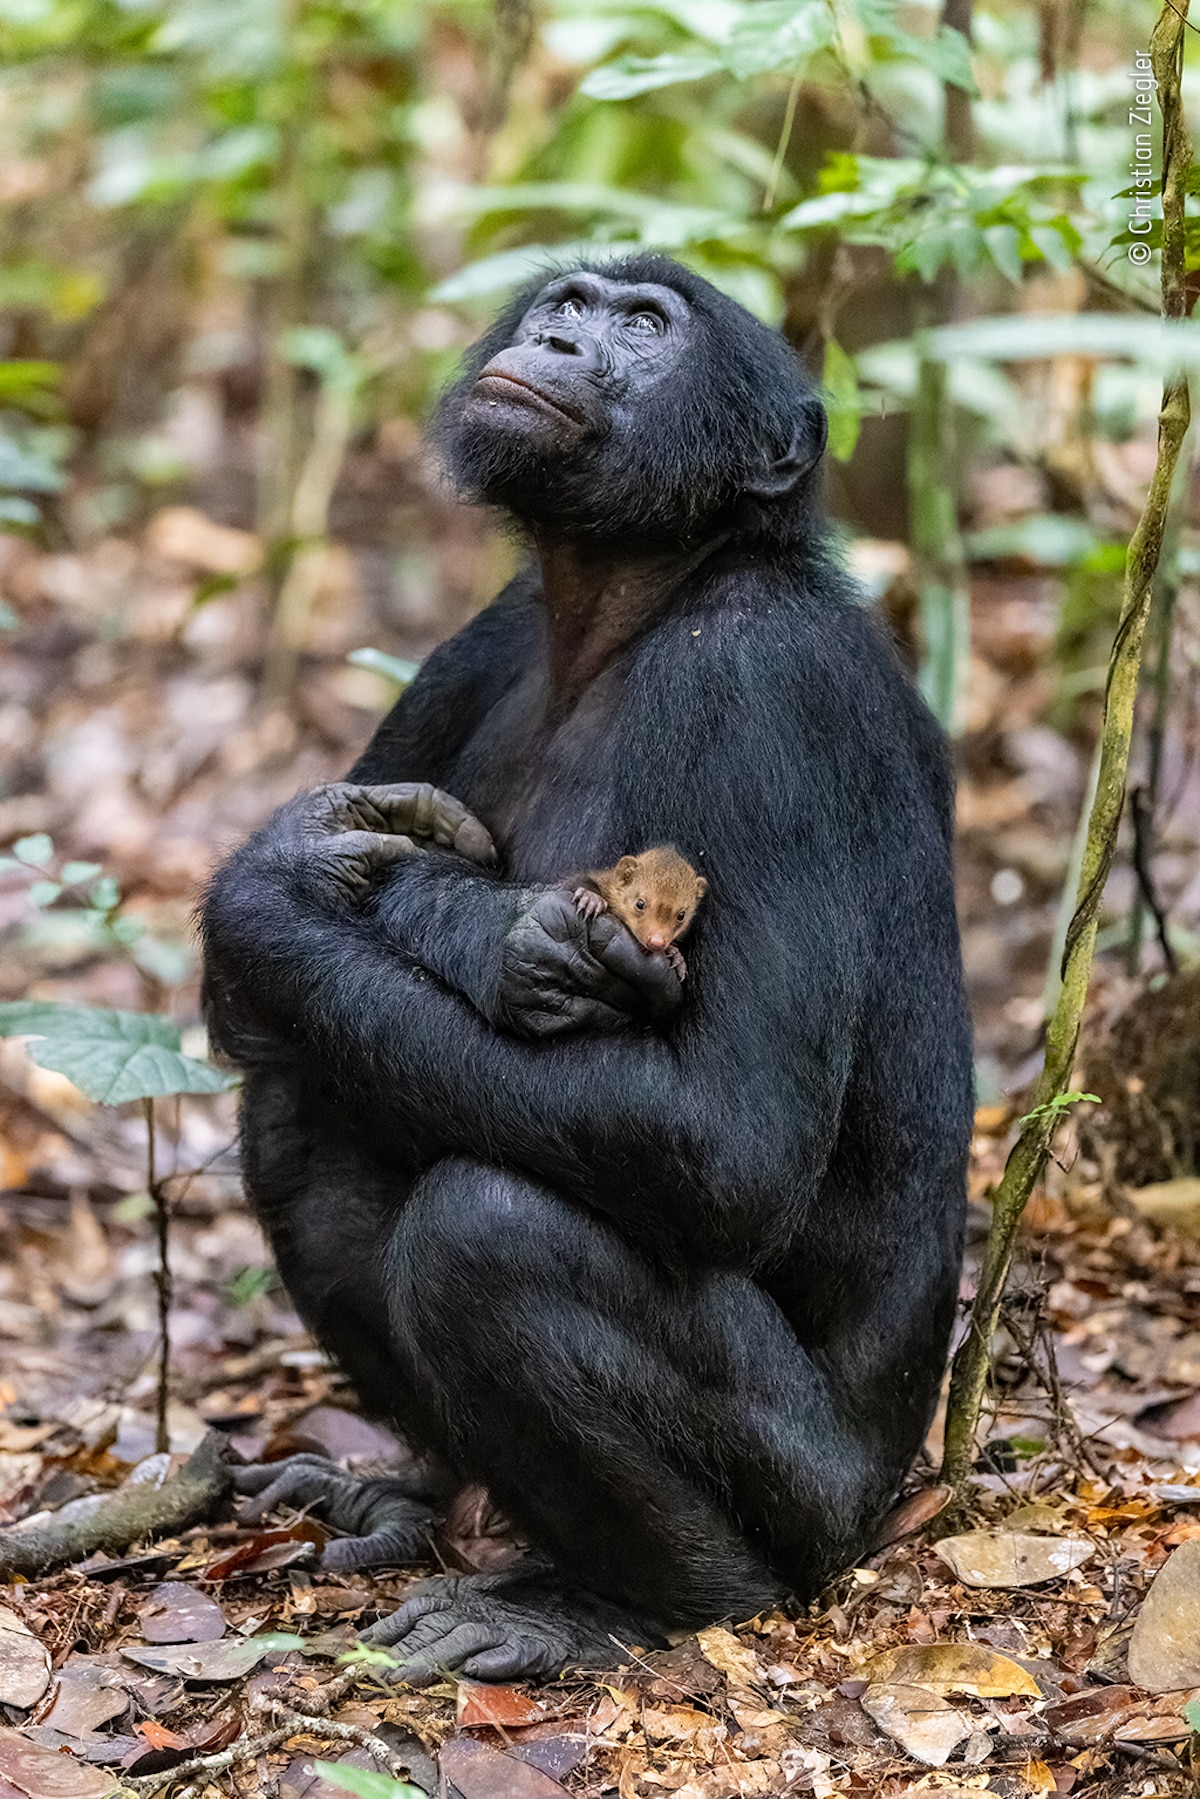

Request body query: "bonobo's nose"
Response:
[536, 330, 585, 355]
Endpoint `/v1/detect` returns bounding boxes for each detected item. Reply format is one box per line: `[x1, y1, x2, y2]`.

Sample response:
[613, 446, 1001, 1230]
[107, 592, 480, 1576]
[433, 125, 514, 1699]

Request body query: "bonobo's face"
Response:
[435, 253, 827, 544]
[460, 271, 689, 458]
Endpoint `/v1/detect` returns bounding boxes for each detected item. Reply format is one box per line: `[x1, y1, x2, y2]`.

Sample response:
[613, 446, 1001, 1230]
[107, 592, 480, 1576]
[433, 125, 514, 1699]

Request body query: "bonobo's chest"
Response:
[438, 660, 639, 885]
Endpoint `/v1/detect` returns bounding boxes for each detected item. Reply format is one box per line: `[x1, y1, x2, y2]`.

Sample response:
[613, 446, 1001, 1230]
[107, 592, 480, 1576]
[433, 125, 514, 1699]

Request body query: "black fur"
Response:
[202, 255, 972, 1675]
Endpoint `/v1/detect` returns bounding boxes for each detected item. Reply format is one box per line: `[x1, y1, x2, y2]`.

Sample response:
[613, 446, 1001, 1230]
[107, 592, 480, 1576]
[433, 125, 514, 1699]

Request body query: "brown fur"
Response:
[574, 846, 707, 977]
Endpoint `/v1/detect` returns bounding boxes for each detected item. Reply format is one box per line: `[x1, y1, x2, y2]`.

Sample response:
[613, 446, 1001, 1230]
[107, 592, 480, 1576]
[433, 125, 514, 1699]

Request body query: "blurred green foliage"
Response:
[0, 0, 1184, 722]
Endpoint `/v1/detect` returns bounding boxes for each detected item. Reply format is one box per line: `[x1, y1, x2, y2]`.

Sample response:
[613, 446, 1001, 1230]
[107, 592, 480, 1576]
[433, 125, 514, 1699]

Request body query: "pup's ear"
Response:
[695, 876, 709, 898]
[614, 855, 639, 884]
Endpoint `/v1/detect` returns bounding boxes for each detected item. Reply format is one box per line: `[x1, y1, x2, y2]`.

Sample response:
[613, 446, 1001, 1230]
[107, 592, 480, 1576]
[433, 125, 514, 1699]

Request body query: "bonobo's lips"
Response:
[474, 372, 586, 425]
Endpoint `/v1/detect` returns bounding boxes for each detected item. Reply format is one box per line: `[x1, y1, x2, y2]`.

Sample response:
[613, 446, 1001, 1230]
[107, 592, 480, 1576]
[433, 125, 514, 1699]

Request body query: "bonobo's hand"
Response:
[495, 886, 684, 1039]
[282, 781, 496, 906]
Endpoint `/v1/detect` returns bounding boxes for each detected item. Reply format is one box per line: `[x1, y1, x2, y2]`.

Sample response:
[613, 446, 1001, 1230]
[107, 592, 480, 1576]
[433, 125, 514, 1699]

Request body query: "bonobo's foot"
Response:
[233, 1455, 435, 1572]
[573, 886, 606, 920]
[665, 944, 687, 980]
[364, 1565, 664, 1683]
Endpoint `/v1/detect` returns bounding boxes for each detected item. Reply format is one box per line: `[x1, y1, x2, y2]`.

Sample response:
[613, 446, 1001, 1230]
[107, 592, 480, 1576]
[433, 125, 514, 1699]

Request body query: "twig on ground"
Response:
[0, 1430, 231, 1580]
[1130, 785, 1179, 972]
[144, 1097, 172, 1456]
[1002, 1302, 1108, 1480]
[126, 1662, 417, 1797]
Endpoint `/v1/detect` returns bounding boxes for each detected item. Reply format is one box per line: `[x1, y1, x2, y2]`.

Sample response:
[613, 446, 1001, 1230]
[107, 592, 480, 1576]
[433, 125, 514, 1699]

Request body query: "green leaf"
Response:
[13, 833, 53, 867]
[0, 360, 60, 410]
[580, 52, 722, 99]
[282, 327, 365, 393]
[1018, 1090, 1101, 1130]
[983, 223, 1023, 284]
[313, 1764, 424, 1799]
[335, 1641, 402, 1668]
[721, 0, 835, 79]
[822, 339, 861, 462]
[877, 23, 976, 93]
[431, 241, 629, 303]
[0, 431, 64, 495]
[60, 861, 103, 885]
[89, 875, 121, 911]
[0, 1002, 238, 1104]
[1183, 1696, 1200, 1733]
[348, 648, 420, 687]
[27, 880, 61, 908]
[0, 497, 39, 527]
[928, 314, 1200, 366]
[965, 515, 1104, 568]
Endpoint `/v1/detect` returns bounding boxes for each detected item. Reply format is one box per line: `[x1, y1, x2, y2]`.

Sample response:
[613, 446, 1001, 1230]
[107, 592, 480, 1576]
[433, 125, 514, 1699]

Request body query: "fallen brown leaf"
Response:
[0, 1730, 118, 1797]
[932, 1530, 1094, 1588]
[137, 1581, 226, 1644]
[0, 1609, 50, 1710]
[859, 1683, 971, 1767]
[860, 1642, 1041, 1698]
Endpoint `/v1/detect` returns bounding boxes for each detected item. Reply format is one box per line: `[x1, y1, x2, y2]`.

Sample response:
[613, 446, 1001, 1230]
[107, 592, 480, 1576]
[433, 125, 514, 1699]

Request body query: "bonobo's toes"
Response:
[363, 1569, 657, 1683]
[233, 1455, 434, 1571]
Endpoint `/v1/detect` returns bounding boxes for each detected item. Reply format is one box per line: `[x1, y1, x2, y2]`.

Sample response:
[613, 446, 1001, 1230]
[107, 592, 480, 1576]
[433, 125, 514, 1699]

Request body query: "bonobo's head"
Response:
[433, 253, 827, 547]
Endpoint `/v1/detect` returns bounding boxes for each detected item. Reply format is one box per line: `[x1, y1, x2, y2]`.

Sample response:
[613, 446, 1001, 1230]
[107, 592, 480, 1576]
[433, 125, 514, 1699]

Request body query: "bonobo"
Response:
[202, 254, 973, 1683]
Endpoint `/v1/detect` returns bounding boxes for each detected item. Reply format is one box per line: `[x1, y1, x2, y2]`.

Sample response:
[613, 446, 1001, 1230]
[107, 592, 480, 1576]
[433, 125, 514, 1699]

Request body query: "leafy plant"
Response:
[0, 1003, 235, 1106]
[2, 836, 191, 985]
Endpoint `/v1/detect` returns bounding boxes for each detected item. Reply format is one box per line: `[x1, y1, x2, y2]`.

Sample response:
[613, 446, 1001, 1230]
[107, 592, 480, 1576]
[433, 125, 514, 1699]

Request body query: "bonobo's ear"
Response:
[742, 398, 828, 500]
[614, 856, 639, 884]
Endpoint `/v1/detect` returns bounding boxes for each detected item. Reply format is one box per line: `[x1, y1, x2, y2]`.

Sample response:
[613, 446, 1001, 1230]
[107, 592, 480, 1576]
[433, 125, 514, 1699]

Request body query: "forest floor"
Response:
[0, 509, 1199, 1799]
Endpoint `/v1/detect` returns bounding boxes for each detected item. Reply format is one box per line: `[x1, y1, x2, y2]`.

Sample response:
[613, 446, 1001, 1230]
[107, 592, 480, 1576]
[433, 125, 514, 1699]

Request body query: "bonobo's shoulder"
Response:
[658, 548, 910, 694]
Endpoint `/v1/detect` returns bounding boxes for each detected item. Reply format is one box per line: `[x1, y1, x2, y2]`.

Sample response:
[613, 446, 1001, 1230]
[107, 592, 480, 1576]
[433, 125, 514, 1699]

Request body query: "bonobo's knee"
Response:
[388, 1158, 558, 1327]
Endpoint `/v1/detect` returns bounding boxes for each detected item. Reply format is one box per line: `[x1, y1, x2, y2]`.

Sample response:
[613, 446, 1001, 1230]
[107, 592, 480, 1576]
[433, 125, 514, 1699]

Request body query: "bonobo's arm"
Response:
[203, 781, 865, 1276]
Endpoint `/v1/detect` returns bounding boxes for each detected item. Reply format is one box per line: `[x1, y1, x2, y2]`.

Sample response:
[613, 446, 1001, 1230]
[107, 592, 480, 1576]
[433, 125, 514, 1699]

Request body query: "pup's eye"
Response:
[635, 898, 646, 911]
[628, 310, 664, 334]
[677, 910, 686, 920]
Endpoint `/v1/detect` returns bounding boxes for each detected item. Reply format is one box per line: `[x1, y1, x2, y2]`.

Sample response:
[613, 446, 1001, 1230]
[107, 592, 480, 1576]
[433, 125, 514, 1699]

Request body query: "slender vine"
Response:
[941, 0, 1194, 1496]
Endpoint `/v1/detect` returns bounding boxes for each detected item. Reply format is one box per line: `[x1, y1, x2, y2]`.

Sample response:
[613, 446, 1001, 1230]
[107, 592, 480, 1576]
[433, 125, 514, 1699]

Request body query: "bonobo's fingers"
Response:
[233, 1455, 434, 1570]
[589, 911, 687, 1019]
[233, 1454, 355, 1521]
[320, 1513, 433, 1571]
[311, 829, 419, 903]
[310, 782, 496, 866]
[496, 888, 684, 1039]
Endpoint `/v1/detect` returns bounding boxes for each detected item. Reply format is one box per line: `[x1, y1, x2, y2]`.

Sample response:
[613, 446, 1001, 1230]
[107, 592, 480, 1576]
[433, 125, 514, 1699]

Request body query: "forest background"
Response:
[0, 3, 1198, 1795]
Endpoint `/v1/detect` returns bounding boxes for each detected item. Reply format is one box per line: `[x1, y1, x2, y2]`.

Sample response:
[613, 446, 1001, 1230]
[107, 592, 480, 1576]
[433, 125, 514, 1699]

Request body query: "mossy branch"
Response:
[940, 0, 1194, 1496]
[0, 1431, 231, 1580]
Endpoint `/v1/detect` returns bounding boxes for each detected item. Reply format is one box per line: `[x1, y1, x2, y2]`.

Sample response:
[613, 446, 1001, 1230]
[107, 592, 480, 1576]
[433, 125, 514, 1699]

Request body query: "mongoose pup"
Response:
[573, 845, 707, 979]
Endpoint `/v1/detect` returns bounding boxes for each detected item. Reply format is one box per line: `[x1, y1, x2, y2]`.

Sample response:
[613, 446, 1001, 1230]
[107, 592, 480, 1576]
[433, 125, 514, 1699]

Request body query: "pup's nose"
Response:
[646, 935, 669, 951]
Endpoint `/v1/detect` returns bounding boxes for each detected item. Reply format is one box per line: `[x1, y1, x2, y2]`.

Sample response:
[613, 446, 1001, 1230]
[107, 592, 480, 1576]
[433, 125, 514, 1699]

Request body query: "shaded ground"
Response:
[0, 505, 1199, 1797]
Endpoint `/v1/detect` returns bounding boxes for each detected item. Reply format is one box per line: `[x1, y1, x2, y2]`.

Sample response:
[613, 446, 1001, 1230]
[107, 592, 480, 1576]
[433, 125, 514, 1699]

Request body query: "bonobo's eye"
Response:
[635, 898, 646, 911]
[627, 309, 665, 336]
[555, 295, 585, 320]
